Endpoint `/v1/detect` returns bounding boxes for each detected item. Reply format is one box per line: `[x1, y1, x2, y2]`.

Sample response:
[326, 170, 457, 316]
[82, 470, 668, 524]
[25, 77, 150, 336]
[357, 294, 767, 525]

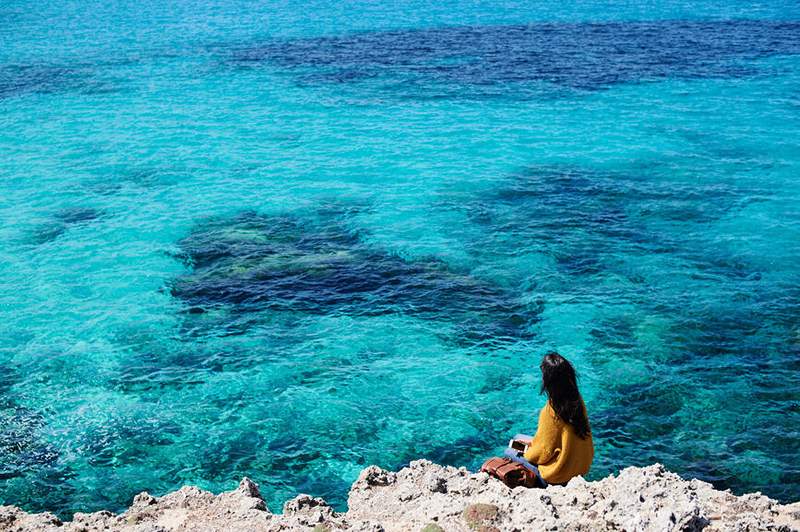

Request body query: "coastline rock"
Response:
[1, 462, 798, 531]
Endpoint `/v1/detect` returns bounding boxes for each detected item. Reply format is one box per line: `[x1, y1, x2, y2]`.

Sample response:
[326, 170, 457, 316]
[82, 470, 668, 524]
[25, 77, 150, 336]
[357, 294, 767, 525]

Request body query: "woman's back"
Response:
[524, 400, 593, 484]
[522, 352, 594, 485]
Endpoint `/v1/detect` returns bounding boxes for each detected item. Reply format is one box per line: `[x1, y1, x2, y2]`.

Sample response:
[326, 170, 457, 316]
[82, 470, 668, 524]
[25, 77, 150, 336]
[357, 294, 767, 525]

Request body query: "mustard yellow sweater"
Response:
[523, 400, 593, 484]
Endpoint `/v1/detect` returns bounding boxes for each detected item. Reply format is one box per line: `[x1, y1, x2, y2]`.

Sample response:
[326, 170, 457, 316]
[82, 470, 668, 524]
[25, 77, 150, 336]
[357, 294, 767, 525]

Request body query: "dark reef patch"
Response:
[0, 64, 81, 99]
[0, 364, 17, 396]
[0, 402, 59, 481]
[0, 368, 60, 482]
[111, 340, 279, 393]
[456, 165, 753, 281]
[85, 167, 169, 196]
[232, 20, 800, 97]
[169, 211, 538, 345]
[31, 207, 104, 244]
[53, 207, 103, 225]
[0, 63, 101, 100]
[72, 416, 183, 469]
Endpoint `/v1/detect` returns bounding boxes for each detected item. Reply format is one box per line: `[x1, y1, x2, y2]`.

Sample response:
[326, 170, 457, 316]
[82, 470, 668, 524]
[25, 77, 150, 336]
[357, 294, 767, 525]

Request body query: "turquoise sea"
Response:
[2, 0, 800, 517]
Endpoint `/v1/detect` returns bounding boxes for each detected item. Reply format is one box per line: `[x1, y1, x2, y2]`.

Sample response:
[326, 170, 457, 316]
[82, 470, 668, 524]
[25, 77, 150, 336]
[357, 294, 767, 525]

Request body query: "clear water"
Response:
[2, 0, 800, 517]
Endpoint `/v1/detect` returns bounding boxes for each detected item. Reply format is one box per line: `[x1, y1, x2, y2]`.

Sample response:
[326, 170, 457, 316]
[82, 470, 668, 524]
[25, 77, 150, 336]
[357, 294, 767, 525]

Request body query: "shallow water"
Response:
[1, 0, 800, 516]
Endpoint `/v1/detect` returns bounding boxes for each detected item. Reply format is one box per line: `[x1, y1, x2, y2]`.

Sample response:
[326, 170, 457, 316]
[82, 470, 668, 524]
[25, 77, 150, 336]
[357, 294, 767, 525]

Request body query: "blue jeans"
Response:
[503, 447, 548, 487]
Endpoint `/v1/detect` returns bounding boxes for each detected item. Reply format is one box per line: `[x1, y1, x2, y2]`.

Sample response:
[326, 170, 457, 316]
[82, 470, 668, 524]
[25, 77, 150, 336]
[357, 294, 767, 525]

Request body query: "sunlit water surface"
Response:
[1, 0, 800, 516]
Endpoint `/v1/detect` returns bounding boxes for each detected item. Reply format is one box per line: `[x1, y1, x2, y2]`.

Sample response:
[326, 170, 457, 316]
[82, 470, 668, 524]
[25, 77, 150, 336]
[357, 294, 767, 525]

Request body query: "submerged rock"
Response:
[169, 211, 538, 345]
[2, 462, 798, 531]
[232, 21, 800, 95]
[31, 207, 104, 244]
[0, 403, 59, 480]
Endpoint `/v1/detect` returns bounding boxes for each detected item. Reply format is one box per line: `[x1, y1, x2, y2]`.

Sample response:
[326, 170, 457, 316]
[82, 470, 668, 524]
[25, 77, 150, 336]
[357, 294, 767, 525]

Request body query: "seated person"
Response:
[504, 352, 594, 487]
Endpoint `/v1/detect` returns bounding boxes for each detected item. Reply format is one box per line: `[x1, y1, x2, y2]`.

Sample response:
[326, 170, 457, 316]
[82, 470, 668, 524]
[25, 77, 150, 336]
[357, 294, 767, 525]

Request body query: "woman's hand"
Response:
[512, 433, 533, 445]
[509, 438, 531, 453]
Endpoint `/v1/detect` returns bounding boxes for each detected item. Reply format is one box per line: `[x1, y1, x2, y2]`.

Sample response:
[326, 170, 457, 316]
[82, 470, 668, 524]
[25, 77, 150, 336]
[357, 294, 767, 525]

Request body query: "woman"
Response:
[505, 352, 593, 486]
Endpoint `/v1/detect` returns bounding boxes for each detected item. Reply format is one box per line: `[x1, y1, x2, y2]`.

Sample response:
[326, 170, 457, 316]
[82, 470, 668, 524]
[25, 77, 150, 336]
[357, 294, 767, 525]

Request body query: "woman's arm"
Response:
[523, 403, 561, 464]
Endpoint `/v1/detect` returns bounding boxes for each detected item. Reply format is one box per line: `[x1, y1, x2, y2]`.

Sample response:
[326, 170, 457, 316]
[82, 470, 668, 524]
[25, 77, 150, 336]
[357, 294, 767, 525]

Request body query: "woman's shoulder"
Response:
[542, 400, 562, 423]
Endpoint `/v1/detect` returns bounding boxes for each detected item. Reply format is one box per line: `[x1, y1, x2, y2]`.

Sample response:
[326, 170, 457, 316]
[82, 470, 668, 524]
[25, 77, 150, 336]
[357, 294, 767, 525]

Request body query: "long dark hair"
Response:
[540, 352, 591, 439]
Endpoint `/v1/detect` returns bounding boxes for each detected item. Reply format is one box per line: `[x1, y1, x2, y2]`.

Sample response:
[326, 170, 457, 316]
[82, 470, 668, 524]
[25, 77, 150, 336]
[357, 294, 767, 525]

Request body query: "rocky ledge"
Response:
[2, 461, 799, 532]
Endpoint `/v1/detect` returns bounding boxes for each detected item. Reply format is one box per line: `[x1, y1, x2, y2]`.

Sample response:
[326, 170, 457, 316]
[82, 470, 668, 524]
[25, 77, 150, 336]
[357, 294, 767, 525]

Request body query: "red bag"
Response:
[480, 457, 539, 489]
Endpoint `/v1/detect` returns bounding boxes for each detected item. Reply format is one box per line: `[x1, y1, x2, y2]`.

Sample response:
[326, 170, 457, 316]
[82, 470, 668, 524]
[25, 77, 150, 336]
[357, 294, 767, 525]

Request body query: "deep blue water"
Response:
[1, 0, 800, 517]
